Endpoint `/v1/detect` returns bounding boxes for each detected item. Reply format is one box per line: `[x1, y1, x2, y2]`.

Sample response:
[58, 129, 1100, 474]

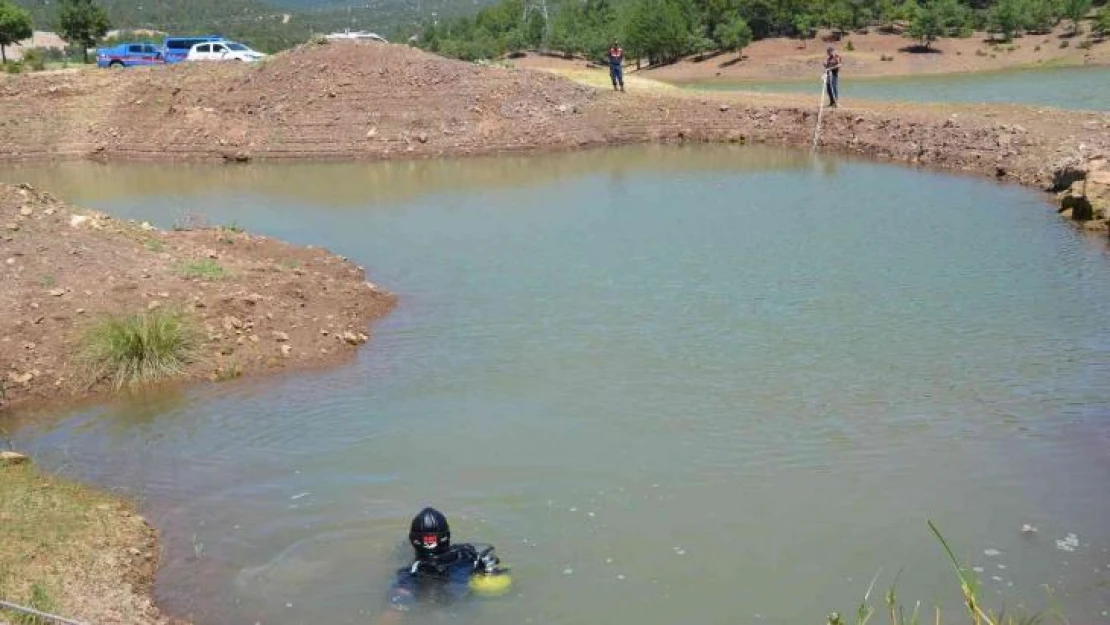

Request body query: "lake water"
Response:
[3, 146, 1110, 625]
[685, 65, 1110, 111]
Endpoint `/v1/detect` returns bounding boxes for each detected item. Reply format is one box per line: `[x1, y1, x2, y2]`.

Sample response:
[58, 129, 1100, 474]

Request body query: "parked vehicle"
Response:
[163, 35, 225, 63]
[95, 42, 165, 68]
[186, 40, 266, 63]
[323, 29, 388, 43]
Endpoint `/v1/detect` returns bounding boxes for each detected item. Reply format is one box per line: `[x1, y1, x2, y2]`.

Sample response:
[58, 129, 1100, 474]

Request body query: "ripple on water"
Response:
[6, 150, 1110, 625]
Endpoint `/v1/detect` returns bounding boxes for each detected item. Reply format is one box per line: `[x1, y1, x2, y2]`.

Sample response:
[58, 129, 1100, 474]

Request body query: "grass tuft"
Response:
[8, 583, 57, 624]
[176, 258, 226, 279]
[833, 521, 1065, 625]
[77, 308, 198, 390]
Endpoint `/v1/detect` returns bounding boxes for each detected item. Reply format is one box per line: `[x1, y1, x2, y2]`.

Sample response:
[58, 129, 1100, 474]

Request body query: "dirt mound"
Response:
[1, 40, 1109, 194]
[63, 42, 602, 160]
[0, 182, 395, 412]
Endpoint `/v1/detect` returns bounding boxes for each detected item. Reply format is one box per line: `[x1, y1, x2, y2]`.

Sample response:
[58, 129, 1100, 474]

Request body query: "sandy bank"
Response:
[0, 182, 395, 413]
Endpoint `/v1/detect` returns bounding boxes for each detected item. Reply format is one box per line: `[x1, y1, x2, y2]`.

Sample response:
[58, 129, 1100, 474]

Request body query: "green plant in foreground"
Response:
[78, 308, 197, 390]
[176, 258, 226, 279]
[5, 582, 57, 625]
[831, 521, 1059, 625]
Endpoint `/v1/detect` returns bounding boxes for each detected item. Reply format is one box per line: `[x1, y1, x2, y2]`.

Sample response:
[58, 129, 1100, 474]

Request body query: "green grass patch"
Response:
[5, 583, 57, 624]
[176, 258, 227, 279]
[0, 462, 141, 624]
[144, 238, 165, 253]
[77, 308, 198, 390]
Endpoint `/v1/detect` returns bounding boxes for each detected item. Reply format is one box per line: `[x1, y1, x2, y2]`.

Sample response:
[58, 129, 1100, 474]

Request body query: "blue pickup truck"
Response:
[95, 42, 165, 68]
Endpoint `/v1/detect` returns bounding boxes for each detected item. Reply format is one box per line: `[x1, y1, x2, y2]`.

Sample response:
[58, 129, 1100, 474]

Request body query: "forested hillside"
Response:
[413, 0, 1109, 63]
[11, 0, 494, 50]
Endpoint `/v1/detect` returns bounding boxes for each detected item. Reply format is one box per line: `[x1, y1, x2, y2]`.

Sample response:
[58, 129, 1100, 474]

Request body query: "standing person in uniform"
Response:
[824, 46, 842, 108]
[608, 41, 625, 92]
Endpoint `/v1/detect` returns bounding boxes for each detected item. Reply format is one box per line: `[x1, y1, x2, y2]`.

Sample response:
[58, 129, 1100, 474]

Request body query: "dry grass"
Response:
[0, 463, 169, 624]
[531, 65, 681, 94]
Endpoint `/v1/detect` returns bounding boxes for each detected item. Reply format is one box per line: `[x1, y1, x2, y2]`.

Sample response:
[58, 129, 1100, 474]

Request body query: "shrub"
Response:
[845, 39, 855, 50]
[78, 308, 197, 390]
[20, 48, 46, 71]
[3, 61, 23, 74]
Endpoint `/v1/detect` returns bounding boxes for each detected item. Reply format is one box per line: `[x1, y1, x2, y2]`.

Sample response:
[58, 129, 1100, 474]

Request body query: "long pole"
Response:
[0, 599, 90, 625]
[812, 70, 828, 152]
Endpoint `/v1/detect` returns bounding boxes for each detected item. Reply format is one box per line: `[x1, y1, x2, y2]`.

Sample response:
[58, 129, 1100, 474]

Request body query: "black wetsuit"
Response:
[387, 544, 500, 610]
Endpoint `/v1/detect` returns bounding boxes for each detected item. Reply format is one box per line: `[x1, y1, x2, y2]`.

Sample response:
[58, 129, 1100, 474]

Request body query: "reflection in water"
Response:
[4, 147, 1110, 625]
[0, 145, 811, 208]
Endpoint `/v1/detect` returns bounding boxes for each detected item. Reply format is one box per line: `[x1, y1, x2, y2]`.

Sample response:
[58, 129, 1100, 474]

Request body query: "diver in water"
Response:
[377, 507, 511, 623]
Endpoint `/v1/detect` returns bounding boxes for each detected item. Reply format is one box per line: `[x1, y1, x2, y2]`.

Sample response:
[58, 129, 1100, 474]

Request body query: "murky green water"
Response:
[685, 65, 1110, 110]
[4, 146, 1110, 625]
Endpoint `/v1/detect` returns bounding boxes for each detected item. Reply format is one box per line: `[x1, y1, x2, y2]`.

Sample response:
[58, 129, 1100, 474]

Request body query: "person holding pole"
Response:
[824, 46, 841, 108]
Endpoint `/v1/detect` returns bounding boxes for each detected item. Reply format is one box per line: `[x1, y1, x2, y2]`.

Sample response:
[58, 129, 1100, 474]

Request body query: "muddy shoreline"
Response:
[1, 42, 1107, 216]
[1, 38, 1109, 625]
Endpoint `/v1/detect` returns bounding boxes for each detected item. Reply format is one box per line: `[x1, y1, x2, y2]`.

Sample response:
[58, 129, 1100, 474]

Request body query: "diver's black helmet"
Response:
[409, 507, 451, 557]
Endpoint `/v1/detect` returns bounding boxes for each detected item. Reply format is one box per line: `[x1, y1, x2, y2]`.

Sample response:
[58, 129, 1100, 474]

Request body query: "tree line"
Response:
[7, 0, 488, 55]
[1, 0, 111, 64]
[411, 0, 1109, 63]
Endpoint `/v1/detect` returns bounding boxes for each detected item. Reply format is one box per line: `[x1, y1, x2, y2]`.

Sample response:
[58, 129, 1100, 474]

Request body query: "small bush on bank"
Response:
[78, 308, 198, 390]
[20, 48, 46, 71]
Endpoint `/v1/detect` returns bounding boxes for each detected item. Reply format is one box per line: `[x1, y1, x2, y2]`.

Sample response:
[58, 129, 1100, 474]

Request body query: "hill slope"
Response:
[2, 38, 1105, 188]
[12, 0, 496, 49]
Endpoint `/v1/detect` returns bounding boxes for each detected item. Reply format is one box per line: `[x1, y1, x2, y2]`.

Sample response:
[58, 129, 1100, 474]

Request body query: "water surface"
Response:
[686, 65, 1110, 111]
[3, 147, 1110, 625]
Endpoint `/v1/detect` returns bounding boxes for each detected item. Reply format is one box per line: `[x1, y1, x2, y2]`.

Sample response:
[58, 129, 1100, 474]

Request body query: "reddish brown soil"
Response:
[625, 26, 1110, 83]
[1, 41, 1107, 192]
[0, 182, 395, 413]
[2, 41, 1109, 415]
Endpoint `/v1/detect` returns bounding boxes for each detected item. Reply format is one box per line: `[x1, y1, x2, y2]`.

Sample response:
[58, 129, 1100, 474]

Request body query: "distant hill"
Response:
[12, 0, 497, 50]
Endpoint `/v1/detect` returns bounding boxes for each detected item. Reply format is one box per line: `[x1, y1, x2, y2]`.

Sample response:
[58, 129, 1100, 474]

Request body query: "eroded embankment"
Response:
[1, 42, 1108, 193]
[0, 182, 395, 412]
